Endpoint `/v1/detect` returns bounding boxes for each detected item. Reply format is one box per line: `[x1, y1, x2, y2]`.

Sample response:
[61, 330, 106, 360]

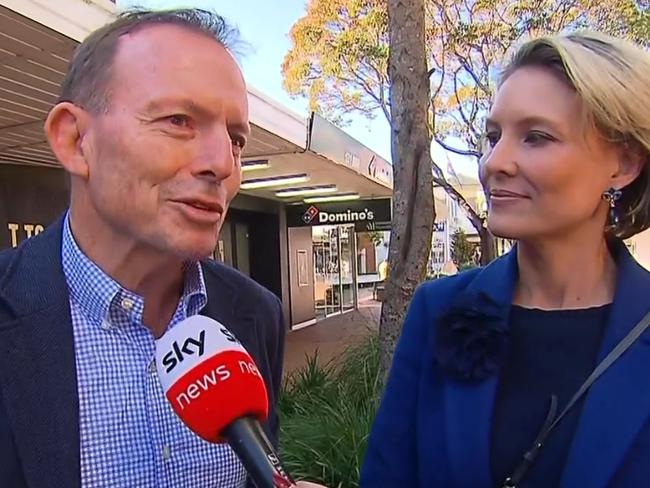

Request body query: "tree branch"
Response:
[452, 69, 483, 143]
[366, 61, 392, 123]
[463, 0, 475, 24]
[553, 0, 581, 30]
[434, 136, 481, 158]
[452, 0, 463, 24]
[344, 59, 383, 100]
[478, 38, 493, 83]
[336, 58, 388, 119]
[432, 169, 484, 231]
[378, 90, 391, 125]
[430, 63, 446, 102]
[455, 51, 491, 96]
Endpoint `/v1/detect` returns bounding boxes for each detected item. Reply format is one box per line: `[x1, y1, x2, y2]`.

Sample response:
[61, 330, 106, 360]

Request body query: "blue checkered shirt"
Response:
[61, 215, 247, 487]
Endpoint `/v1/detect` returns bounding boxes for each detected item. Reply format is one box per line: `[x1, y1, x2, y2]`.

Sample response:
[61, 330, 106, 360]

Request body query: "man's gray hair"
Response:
[58, 8, 241, 113]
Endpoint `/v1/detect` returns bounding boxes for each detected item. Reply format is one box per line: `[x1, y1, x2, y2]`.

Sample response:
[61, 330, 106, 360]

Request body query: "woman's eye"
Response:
[485, 131, 500, 147]
[524, 131, 554, 145]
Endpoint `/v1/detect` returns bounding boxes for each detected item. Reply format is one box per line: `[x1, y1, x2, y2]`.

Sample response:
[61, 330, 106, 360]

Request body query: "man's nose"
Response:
[191, 127, 236, 182]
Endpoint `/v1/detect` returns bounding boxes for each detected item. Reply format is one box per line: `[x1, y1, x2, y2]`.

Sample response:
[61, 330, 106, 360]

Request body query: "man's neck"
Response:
[514, 227, 617, 310]
[68, 209, 185, 337]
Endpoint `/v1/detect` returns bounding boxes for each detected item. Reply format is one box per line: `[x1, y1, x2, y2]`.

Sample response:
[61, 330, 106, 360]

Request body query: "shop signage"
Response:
[433, 221, 446, 232]
[310, 114, 393, 187]
[0, 164, 69, 250]
[355, 220, 391, 232]
[6, 223, 45, 248]
[344, 151, 361, 171]
[287, 198, 391, 228]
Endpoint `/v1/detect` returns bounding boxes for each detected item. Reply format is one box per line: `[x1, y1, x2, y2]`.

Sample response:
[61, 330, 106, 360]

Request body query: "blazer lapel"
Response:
[562, 244, 650, 488]
[443, 250, 519, 488]
[200, 263, 279, 454]
[199, 263, 259, 359]
[0, 217, 80, 488]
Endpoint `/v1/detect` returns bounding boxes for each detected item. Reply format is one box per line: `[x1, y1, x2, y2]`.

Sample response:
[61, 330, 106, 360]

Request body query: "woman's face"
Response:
[480, 66, 634, 242]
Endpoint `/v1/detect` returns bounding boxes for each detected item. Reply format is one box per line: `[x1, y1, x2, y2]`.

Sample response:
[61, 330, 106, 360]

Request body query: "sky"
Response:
[116, 0, 477, 178]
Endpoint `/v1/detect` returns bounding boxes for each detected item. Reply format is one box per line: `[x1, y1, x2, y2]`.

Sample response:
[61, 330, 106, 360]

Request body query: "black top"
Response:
[491, 304, 611, 487]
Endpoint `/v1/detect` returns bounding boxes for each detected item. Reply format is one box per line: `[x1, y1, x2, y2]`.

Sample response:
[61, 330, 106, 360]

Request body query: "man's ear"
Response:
[610, 142, 646, 190]
[44, 102, 91, 180]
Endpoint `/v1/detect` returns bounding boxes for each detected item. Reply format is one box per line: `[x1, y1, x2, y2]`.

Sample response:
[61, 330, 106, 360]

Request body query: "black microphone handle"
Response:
[223, 416, 293, 488]
[249, 420, 295, 484]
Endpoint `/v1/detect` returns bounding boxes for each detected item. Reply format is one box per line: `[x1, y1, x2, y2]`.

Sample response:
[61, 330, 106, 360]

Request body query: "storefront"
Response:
[0, 0, 394, 331]
[215, 195, 285, 301]
[285, 198, 391, 328]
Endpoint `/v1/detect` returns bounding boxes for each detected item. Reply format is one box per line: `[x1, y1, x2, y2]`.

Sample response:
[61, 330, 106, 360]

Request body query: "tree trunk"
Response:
[479, 227, 496, 265]
[380, 0, 434, 374]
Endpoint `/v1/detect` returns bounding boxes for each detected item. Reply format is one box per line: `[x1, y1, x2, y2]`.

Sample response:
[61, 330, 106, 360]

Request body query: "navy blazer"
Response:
[0, 217, 286, 488]
[361, 244, 650, 488]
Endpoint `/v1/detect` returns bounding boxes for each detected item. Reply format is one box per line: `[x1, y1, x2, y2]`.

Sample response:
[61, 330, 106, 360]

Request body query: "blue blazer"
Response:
[361, 245, 650, 488]
[0, 217, 286, 488]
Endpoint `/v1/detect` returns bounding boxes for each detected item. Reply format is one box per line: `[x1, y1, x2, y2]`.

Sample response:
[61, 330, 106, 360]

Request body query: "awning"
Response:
[0, 4, 74, 168]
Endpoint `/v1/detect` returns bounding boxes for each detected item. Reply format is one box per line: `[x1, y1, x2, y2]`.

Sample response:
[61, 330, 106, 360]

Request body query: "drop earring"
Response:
[602, 187, 622, 227]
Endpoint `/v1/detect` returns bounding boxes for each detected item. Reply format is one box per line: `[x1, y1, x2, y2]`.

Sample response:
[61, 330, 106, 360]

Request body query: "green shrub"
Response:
[279, 335, 381, 487]
[458, 263, 477, 272]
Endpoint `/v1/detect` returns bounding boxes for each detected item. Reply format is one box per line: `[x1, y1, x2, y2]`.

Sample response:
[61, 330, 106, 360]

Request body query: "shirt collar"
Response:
[61, 212, 208, 328]
[180, 261, 208, 319]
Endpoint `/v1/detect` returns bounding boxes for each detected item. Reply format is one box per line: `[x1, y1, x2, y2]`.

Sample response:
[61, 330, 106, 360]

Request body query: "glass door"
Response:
[339, 225, 355, 312]
[313, 226, 341, 318]
[214, 219, 233, 266]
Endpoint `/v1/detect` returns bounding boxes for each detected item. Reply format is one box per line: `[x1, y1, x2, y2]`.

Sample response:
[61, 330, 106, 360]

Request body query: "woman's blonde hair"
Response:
[500, 31, 650, 240]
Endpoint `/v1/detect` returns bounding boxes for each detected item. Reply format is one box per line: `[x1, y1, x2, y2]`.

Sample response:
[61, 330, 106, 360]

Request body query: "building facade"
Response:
[429, 174, 515, 275]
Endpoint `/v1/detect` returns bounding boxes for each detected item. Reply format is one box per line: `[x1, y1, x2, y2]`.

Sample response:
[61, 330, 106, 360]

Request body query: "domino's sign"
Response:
[287, 198, 391, 228]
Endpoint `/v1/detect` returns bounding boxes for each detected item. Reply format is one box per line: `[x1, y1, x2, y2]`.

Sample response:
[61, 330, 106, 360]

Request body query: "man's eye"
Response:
[167, 114, 190, 127]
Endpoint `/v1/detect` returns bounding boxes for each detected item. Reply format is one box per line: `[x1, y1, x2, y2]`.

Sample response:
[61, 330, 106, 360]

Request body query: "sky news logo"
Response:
[174, 359, 262, 411]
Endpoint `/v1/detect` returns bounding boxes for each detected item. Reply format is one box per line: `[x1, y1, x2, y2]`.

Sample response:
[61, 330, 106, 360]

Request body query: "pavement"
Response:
[283, 298, 381, 375]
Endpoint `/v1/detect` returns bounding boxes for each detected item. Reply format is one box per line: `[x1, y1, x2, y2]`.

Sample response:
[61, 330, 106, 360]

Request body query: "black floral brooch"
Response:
[434, 295, 510, 383]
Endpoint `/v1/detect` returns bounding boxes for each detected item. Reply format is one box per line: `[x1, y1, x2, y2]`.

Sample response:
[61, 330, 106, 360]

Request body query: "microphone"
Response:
[155, 315, 295, 488]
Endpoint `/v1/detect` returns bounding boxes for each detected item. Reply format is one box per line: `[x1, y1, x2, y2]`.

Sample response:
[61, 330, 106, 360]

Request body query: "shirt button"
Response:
[162, 445, 171, 461]
[148, 361, 157, 374]
[121, 298, 135, 311]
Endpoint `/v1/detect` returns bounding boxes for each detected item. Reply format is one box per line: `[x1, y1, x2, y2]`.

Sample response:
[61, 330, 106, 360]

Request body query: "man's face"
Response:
[79, 24, 249, 260]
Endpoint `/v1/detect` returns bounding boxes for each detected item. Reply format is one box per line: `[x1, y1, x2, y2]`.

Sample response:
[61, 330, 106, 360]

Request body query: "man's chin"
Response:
[172, 240, 217, 262]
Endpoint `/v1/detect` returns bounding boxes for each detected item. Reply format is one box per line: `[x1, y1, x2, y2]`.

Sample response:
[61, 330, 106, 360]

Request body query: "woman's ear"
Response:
[44, 102, 91, 180]
[611, 142, 646, 190]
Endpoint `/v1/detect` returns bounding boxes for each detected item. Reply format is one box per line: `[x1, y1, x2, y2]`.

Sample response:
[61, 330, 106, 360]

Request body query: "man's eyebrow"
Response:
[142, 98, 250, 133]
[142, 98, 212, 119]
